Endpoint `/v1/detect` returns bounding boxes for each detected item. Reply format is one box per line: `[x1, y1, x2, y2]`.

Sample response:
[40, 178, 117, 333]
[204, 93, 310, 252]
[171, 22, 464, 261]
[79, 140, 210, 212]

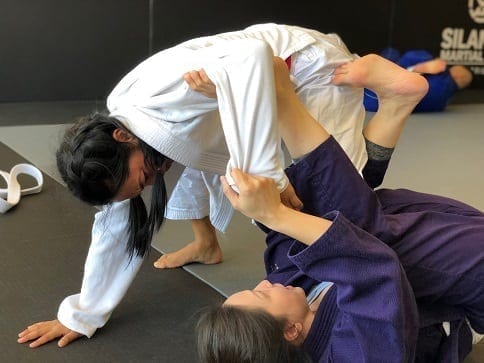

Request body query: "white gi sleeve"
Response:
[57, 200, 143, 338]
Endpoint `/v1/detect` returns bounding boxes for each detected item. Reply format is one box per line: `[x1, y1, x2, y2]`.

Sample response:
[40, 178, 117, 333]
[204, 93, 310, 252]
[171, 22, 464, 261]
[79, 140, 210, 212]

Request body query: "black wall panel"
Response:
[151, 0, 392, 57]
[391, 0, 483, 88]
[0, 0, 482, 102]
[0, 0, 149, 102]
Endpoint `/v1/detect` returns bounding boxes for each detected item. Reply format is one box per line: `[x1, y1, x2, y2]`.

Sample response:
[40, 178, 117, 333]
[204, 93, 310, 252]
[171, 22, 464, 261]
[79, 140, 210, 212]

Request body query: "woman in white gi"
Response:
[17, 24, 426, 348]
[149, 23, 372, 270]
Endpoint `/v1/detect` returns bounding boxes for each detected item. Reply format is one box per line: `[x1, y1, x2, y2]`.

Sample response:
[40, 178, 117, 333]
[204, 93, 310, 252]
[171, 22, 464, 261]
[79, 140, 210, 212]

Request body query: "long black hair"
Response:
[56, 112, 168, 260]
[196, 304, 313, 363]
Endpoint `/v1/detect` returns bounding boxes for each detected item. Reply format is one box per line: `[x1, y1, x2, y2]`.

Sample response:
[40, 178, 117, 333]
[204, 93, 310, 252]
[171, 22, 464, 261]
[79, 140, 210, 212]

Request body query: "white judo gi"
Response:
[57, 23, 366, 337]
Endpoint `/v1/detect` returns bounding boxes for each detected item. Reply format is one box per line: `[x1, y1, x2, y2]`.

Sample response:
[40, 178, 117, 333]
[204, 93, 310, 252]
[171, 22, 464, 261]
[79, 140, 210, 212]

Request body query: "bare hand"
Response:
[221, 169, 286, 223]
[17, 319, 83, 348]
[183, 69, 217, 98]
[280, 181, 303, 210]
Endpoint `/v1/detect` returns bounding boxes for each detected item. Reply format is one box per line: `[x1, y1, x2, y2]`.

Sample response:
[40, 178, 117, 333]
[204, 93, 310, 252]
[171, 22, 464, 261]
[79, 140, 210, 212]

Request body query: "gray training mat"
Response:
[0, 99, 483, 361]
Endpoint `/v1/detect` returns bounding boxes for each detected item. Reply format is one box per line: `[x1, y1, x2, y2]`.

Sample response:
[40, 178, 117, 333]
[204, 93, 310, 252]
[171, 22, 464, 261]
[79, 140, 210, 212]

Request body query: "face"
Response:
[114, 147, 157, 201]
[225, 280, 310, 321]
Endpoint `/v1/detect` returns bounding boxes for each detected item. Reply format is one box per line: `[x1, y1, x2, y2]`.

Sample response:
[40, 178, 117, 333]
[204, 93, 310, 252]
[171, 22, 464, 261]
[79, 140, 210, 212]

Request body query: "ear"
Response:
[283, 322, 303, 343]
[158, 159, 174, 174]
[112, 128, 137, 144]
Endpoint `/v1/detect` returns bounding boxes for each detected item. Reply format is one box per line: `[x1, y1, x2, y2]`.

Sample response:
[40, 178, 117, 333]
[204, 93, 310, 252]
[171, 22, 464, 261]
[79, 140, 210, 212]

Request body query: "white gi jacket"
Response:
[57, 23, 367, 337]
[165, 24, 366, 232]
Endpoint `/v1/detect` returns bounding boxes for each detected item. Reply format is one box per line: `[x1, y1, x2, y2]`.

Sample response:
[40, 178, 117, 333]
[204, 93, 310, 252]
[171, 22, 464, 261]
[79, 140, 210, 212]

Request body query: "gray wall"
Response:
[0, 0, 482, 102]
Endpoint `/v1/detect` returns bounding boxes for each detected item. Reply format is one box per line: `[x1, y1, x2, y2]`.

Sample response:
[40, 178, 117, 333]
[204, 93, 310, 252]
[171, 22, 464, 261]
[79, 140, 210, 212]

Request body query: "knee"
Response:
[246, 38, 274, 59]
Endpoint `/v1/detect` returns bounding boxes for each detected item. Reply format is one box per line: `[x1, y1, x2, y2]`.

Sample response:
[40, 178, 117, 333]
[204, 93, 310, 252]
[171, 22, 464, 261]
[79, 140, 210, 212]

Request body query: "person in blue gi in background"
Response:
[364, 47, 474, 112]
[196, 56, 483, 363]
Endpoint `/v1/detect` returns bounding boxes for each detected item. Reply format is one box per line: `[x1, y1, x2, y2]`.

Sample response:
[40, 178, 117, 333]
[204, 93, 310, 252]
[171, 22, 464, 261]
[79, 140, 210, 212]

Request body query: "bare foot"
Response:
[335, 54, 429, 149]
[449, 65, 473, 89]
[154, 238, 223, 269]
[333, 54, 428, 113]
[411, 58, 447, 74]
[154, 216, 223, 268]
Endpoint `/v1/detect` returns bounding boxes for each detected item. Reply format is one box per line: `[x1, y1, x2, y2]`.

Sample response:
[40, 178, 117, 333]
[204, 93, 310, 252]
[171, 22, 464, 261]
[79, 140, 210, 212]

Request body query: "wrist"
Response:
[260, 204, 295, 231]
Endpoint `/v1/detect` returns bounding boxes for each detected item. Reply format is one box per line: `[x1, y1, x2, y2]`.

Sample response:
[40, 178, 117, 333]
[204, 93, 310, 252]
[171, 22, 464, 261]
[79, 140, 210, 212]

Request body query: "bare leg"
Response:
[153, 217, 222, 268]
[273, 57, 330, 159]
[333, 54, 428, 148]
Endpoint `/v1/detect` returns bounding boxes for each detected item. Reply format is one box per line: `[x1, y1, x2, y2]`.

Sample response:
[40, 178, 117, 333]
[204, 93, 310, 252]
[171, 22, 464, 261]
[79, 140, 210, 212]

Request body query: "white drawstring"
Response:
[0, 164, 43, 214]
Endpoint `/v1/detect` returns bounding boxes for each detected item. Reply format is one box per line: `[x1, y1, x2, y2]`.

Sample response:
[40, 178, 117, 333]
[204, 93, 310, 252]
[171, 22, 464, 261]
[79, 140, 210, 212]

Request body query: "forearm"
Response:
[59, 201, 143, 337]
[261, 205, 332, 246]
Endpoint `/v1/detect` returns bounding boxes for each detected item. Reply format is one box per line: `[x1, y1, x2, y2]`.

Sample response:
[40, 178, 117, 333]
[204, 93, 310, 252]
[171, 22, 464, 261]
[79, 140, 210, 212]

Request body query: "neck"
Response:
[299, 308, 315, 343]
[302, 283, 333, 341]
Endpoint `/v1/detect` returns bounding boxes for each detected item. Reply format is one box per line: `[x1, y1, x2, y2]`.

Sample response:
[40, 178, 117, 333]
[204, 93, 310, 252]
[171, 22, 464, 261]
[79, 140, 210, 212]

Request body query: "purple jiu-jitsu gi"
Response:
[261, 136, 484, 362]
[287, 210, 419, 362]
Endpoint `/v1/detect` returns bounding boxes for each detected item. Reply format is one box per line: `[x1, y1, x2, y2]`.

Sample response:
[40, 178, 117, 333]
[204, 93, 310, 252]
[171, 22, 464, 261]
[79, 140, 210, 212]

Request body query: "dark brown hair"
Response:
[196, 304, 312, 363]
[56, 112, 168, 260]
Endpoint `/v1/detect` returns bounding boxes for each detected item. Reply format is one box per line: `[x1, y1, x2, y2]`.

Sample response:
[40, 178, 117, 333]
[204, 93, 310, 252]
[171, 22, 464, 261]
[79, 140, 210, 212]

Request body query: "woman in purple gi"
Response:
[196, 57, 483, 363]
